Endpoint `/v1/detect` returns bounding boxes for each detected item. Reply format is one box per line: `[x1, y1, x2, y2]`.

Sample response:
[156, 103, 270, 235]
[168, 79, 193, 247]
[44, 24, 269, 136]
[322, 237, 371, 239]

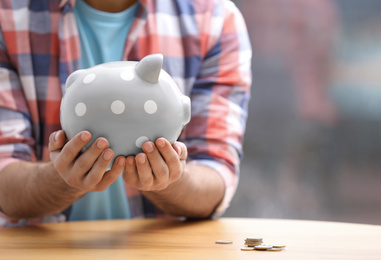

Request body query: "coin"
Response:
[244, 242, 262, 247]
[267, 247, 284, 251]
[245, 237, 263, 242]
[272, 244, 286, 248]
[240, 247, 255, 251]
[245, 239, 262, 243]
[254, 245, 273, 250]
[215, 240, 233, 244]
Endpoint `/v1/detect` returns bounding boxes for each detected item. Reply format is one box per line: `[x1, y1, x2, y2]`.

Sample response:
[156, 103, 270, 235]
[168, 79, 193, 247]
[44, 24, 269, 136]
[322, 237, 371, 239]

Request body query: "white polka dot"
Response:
[144, 100, 157, 114]
[111, 100, 125, 114]
[83, 73, 96, 84]
[120, 70, 135, 81]
[75, 102, 87, 117]
[135, 136, 149, 148]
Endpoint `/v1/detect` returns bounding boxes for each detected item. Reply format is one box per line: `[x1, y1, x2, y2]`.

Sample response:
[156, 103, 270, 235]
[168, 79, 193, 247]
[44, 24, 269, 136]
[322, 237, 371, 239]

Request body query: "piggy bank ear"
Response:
[135, 54, 163, 83]
[65, 69, 85, 89]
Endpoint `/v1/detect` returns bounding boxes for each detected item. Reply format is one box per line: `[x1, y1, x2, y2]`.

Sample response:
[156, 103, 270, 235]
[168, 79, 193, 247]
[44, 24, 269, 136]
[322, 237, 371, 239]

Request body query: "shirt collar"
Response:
[59, 0, 146, 9]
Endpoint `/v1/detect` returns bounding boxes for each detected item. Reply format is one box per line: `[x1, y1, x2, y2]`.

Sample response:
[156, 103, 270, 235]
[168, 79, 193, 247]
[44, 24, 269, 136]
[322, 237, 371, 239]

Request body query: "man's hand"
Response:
[0, 130, 127, 219]
[49, 130, 125, 192]
[123, 138, 187, 191]
[122, 137, 224, 218]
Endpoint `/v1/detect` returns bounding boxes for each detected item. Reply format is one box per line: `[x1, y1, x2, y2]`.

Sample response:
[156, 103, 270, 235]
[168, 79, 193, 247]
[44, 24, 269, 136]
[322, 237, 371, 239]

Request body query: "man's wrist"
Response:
[38, 161, 85, 195]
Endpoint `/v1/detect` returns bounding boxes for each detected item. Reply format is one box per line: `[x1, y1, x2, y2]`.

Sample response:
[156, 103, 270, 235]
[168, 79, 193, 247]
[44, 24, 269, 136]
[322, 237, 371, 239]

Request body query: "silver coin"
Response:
[254, 245, 273, 250]
[245, 237, 263, 242]
[240, 247, 255, 251]
[267, 247, 284, 251]
[215, 240, 233, 244]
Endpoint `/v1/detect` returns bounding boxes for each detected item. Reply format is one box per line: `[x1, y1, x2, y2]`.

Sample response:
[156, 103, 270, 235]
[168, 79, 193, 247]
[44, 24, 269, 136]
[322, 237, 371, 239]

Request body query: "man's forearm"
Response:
[0, 161, 84, 219]
[142, 164, 225, 219]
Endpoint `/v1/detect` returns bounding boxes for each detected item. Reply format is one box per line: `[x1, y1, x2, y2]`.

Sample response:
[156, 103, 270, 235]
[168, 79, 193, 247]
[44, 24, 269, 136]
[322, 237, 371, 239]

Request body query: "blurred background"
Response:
[223, 0, 381, 224]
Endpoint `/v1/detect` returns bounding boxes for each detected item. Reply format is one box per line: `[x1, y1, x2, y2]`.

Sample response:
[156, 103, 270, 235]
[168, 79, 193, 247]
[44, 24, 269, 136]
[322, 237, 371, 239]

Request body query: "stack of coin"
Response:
[244, 237, 263, 247]
[241, 237, 286, 252]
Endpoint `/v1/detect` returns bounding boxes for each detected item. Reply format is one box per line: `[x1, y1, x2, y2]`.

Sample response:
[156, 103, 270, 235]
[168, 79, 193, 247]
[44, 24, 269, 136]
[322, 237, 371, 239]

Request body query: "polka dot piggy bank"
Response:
[60, 54, 191, 162]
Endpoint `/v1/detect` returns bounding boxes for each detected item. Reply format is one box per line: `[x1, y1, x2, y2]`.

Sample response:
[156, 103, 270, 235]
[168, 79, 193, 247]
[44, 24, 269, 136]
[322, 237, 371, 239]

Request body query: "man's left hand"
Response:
[123, 138, 187, 191]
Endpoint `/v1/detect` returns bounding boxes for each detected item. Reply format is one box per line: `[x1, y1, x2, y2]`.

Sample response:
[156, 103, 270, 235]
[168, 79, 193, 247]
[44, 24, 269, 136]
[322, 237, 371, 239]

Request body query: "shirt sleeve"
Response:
[0, 25, 36, 172]
[181, 1, 252, 218]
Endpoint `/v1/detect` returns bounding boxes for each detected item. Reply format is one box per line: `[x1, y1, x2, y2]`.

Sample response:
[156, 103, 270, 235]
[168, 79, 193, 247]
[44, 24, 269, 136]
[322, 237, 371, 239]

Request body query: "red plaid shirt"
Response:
[0, 0, 251, 225]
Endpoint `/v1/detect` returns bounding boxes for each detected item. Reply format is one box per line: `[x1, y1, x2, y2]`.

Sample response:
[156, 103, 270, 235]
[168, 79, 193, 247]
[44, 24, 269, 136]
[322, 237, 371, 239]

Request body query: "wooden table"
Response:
[0, 218, 380, 259]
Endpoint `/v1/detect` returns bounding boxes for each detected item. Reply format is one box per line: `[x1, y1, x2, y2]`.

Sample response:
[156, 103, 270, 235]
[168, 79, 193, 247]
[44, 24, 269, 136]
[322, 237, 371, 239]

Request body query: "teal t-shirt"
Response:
[70, 0, 138, 221]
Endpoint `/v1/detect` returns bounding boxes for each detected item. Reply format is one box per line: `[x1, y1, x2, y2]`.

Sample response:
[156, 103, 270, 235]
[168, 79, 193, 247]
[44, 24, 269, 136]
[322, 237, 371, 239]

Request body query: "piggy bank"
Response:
[60, 54, 191, 162]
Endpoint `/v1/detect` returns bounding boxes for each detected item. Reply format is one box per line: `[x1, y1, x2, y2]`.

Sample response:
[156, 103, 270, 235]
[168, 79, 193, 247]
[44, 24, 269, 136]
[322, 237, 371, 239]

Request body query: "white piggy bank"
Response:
[60, 54, 191, 162]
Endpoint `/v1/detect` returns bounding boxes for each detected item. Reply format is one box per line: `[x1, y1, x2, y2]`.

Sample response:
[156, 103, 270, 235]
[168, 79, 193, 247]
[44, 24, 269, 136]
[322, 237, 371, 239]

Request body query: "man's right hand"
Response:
[49, 130, 125, 192]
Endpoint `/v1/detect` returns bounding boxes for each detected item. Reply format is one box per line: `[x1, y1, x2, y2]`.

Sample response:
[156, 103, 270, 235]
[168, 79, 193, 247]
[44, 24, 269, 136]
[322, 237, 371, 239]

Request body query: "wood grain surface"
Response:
[0, 218, 380, 260]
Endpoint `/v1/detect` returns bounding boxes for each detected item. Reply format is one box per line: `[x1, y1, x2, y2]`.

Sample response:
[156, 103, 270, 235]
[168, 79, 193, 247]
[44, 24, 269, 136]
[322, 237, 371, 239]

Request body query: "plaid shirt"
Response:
[0, 0, 251, 225]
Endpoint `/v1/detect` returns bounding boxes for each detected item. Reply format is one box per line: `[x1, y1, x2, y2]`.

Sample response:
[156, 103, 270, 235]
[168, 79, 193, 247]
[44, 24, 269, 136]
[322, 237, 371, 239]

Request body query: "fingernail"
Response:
[137, 154, 146, 164]
[117, 157, 125, 166]
[126, 156, 135, 166]
[81, 132, 91, 141]
[97, 139, 108, 149]
[174, 144, 181, 155]
[103, 149, 113, 161]
[144, 142, 154, 153]
[54, 131, 60, 142]
[157, 138, 165, 148]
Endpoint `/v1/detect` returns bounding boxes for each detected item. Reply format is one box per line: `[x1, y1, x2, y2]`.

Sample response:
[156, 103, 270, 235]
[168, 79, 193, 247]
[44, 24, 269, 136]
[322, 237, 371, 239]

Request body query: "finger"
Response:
[48, 130, 66, 152]
[135, 153, 154, 190]
[82, 147, 114, 188]
[72, 137, 109, 174]
[142, 141, 169, 187]
[155, 138, 183, 182]
[173, 141, 188, 160]
[91, 156, 126, 191]
[123, 156, 140, 187]
[53, 131, 92, 173]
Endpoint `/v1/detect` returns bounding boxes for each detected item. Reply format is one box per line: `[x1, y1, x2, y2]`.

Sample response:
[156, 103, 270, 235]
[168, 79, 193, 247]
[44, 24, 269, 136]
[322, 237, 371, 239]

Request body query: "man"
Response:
[0, 0, 251, 225]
